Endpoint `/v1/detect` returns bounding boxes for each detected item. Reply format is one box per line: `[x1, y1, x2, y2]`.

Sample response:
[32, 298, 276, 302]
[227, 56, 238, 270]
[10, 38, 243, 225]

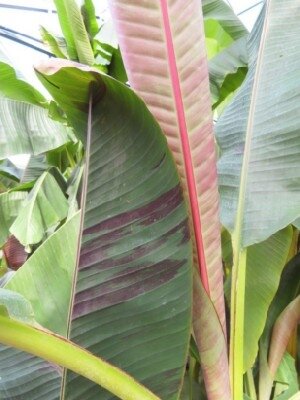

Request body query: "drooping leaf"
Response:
[107, 1, 229, 397]
[34, 59, 193, 399]
[0, 99, 69, 158]
[243, 227, 292, 371]
[0, 191, 27, 246]
[202, 0, 248, 41]
[10, 171, 69, 246]
[0, 56, 46, 106]
[20, 154, 47, 183]
[209, 37, 248, 109]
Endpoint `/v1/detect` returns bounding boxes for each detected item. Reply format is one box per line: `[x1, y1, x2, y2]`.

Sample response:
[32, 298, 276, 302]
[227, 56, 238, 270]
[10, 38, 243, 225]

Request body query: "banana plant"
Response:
[0, 58, 193, 399]
[216, 1, 300, 397]
[1, 0, 300, 399]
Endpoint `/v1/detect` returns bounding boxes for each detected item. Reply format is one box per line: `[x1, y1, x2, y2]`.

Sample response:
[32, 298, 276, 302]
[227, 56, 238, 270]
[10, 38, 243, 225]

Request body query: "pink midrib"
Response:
[160, 0, 210, 294]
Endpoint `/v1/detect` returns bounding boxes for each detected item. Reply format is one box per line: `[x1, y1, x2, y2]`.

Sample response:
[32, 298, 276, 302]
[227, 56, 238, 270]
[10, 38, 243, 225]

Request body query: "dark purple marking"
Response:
[72, 259, 185, 319]
[83, 185, 183, 235]
[79, 219, 190, 270]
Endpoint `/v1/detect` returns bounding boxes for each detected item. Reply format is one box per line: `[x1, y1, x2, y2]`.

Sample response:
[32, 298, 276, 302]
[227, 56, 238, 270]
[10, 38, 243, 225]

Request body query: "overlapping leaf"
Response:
[216, 2, 300, 246]
[17, 59, 192, 400]
[107, 1, 229, 397]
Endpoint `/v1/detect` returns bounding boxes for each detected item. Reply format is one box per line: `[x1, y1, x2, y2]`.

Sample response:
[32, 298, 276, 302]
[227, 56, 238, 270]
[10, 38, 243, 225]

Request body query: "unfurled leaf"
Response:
[217, 3, 300, 245]
[216, 3, 300, 396]
[10, 171, 69, 246]
[107, 1, 229, 397]
[31, 59, 193, 399]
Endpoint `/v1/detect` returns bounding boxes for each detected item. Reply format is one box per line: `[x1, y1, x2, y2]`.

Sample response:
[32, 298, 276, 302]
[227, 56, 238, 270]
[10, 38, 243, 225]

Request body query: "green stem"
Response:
[230, 245, 247, 399]
[0, 316, 160, 400]
[188, 356, 196, 400]
[245, 369, 257, 400]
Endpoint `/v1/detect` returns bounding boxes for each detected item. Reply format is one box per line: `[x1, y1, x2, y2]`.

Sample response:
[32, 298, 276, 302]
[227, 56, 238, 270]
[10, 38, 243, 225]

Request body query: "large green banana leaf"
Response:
[216, 1, 300, 396]
[217, 2, 300, 245]
[0, 59, 193, 399]
[106, 1, 230, 398]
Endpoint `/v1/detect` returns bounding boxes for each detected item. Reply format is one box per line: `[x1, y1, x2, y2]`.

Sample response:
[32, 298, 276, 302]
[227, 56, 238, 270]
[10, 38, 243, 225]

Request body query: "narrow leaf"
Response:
[54, 0, 94, 65]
